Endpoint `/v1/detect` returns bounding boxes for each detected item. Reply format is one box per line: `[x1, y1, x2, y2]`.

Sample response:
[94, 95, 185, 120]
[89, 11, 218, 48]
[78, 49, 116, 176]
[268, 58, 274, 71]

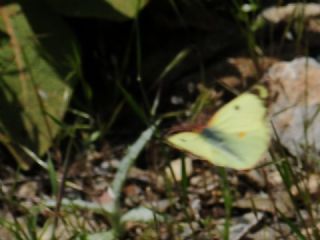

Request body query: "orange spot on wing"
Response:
[237, 131, 246, 138]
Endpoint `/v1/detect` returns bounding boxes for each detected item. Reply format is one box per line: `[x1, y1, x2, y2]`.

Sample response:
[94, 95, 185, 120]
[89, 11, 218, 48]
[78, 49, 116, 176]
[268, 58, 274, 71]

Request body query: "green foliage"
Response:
[232, 0, 264, 76]
[2, 1, 320, 239]
[43, 121, 161, 239]
[0, 0, 149, 168]
[44, 0, 149, 21]
[0, 1, 79, 169]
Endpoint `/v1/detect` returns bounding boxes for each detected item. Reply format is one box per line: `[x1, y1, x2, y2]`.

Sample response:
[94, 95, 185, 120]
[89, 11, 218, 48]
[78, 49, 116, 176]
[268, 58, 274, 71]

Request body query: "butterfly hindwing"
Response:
[166, 132, 241, 167]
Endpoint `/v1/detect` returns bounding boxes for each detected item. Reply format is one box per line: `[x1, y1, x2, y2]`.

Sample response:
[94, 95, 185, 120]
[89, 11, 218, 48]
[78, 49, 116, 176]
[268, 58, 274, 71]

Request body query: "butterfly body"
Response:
[166, 92, 270, 170]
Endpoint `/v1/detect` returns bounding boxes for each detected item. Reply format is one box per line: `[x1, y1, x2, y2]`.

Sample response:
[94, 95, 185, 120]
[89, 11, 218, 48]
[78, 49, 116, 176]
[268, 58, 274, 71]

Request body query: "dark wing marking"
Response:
[201, 128, 244, 162]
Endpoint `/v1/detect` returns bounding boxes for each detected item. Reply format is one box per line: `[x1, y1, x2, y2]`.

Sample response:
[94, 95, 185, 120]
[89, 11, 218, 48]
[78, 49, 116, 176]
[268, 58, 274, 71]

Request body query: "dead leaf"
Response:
[165, 157, 193, 182]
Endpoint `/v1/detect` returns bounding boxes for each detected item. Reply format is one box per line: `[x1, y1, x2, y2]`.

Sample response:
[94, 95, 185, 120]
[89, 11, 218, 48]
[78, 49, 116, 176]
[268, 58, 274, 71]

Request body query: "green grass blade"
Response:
[218, 167, 232, 240]
[111, 120, 160, 205]
[157, 48, 190, 81]
[47, 156, 59, 196]
[278, 211, 306, 240]
[109, 120, 160, 237]
[117, 82, 149, 125]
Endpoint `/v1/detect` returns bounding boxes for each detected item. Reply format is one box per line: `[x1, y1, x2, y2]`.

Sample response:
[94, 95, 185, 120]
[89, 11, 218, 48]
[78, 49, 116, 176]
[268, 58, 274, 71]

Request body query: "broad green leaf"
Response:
[44, 0, 149, 21]
[0, 1, 79, 169]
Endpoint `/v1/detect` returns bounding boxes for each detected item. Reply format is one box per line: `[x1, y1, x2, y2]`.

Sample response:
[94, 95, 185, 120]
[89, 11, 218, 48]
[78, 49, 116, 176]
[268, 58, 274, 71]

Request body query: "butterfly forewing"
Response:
[208, 93, 267, 132]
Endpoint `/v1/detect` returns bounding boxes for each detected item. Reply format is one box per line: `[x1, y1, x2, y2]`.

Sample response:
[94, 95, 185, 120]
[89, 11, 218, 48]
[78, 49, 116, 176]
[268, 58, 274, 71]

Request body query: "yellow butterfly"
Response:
[166, 89, 270, 170]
